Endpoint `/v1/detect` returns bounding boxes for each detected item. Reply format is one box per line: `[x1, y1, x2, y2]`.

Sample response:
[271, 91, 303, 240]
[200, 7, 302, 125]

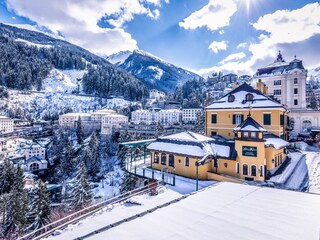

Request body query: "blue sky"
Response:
[0, 0, 320, 76]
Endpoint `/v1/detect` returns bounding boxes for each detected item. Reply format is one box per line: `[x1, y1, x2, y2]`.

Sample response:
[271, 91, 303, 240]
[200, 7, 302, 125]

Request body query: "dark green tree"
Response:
[76, 116, 83, 144]
[70, 162, 92, 210]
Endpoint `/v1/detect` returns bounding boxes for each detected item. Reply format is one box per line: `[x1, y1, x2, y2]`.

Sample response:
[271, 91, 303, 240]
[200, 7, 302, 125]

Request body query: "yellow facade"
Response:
[205, 109, 288, 139]
[150, 151, 209, 179]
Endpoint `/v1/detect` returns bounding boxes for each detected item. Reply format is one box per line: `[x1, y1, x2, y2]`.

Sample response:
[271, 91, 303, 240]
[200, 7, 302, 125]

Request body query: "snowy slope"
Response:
[109, 49, 201, 93]
[42, 69, 87, 93]
[106, 51, 132, 65]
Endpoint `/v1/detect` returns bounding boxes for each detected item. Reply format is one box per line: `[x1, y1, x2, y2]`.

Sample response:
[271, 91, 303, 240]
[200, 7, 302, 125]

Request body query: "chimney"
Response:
[256, 80, 268, 94]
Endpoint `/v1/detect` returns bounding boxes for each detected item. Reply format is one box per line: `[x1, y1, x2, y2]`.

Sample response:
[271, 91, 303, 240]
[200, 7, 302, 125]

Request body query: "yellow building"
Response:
[205, 83, 289, 140]
[147, 121, 288, 183]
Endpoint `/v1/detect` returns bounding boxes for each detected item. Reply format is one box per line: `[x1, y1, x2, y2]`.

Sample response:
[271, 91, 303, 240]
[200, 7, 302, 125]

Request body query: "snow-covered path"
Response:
[269, 152, 308, 191]
[305, 151, 320, 194]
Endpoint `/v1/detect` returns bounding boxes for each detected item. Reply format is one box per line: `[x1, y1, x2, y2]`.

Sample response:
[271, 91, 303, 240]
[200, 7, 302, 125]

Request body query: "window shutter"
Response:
[241, 114, 244, 123]
[232, 115, 236, 124]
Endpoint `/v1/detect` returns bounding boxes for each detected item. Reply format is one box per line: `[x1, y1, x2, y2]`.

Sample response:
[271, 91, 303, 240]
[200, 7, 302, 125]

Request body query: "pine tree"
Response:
[0, 159, 15, 194]
[70, 162, 92, 210]
[310, 95, 318, 110]
[0, 164, 29, 237]
[27, 181, 51, 231]
[87, 132, 100, 177]
[12, 165, 28, 233]
[76, 116, 83, 144]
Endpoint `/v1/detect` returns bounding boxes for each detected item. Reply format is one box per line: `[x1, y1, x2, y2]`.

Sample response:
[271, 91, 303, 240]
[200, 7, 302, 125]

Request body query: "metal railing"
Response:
[18, 181, 159, 240]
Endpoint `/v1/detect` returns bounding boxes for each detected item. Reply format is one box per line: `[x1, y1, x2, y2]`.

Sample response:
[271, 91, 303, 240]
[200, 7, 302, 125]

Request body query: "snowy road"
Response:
[305, 151, 320, 194]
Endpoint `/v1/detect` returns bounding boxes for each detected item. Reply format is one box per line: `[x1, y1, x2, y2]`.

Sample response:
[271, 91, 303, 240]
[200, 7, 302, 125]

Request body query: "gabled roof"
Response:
[147, 131, 235, 159]
[26, 156, 47, 164]
[205, 83, 285, 110]
[234, 115, 267, 132]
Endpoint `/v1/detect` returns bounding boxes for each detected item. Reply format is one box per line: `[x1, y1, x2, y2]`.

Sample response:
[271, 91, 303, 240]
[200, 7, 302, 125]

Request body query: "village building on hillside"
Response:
[149, 89, 166, 100]
[58, 109, 128, 135]
[182, 108, 202, 123]
[131, 108, 182, 126]
[0, 116, 14, 133]
[205, 83, 289, 140]
[101, 114, 128, 135]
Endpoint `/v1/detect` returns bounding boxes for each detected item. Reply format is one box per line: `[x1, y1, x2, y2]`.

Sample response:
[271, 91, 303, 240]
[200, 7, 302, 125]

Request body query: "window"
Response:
[233, 114, 243, 125]
[294, 88, 298, 94]
[294, 78, 298, 84]
[236, 162, 240, 174]
[211, 114, 217, 124]
[161, 153, 166, 165]
[169, 154, 175, 167]
[274, 80, 281, 85]
[280, 114, 284, 126]
[154, 152, 159, 163]
[294, 99, 298, 105]
[211, 131, 217, 137]
[30, 163, 40, 171]
[228, 95, 235, 102]
[263, 114, 271, 125]
[243, 164, 248, 175]
[246, 93, 253, 101]
[243, 132, 249, 138]
[274, 89, 281, 95]
[185, 157, 189, 167]
[251, 166, 257, 176]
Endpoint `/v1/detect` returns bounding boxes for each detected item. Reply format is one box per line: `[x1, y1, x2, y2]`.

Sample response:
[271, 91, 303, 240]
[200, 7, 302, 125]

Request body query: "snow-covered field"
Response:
[4, 89, 139, 121]
[43, 69, 87, 93]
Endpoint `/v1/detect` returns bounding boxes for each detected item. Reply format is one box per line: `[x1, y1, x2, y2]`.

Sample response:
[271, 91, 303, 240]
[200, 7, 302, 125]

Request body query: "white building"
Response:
[58, 113, 91, 128]
[91, 109, 117, 122]
[0, 116, 14, 133]
[101, 114, 128, 135]
[252, 51, 307, 110]
[251, 51, 320, 133]
[149, 89, 166, 100]
[25, 144, 46, 160]
[182, 108, 203, 123]
[25, 156, 48, 172]
[131, 108, 182, 125]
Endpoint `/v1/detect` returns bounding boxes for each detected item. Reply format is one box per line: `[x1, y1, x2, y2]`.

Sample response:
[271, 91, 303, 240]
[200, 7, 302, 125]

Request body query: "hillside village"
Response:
[0, 3, 319, 239]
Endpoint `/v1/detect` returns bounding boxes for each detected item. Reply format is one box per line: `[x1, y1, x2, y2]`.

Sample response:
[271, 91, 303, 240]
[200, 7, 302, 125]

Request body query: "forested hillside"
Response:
[0, 23, 148, 100]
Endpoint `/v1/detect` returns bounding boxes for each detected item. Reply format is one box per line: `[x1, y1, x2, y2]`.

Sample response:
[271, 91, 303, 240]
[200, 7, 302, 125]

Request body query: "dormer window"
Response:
[228, 95, 235, 102]
[245, 93, 253, 101]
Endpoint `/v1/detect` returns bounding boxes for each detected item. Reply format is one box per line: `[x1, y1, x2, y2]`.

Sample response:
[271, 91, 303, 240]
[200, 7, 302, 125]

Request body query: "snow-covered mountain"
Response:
[107, 49, 201, 93]
[0, 23, 148, 100]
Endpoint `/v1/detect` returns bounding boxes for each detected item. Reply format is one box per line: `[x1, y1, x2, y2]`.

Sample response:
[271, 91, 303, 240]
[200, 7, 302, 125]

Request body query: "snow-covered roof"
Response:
[206, 83, 285, 110]
[92, 109, 116, 115]
[264, 134, 289, 149]
[82, 182, 320, 240]
[60, 112, 91, 117]
[0, 116, 11, 120]
[234, 115, 267, 132]
[147, 131, 235, 159]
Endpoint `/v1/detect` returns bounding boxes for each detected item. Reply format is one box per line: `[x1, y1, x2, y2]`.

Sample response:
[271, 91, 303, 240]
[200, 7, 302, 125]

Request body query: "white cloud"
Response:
[219, 30, 224, 35]
[220, 52, 246, 64]
[208, 41, 227, 53]
[5, 0, 168, 55]
[198, 3, 320, 76]
[179, 0, 237, 31]
[237, 42, 248, 49]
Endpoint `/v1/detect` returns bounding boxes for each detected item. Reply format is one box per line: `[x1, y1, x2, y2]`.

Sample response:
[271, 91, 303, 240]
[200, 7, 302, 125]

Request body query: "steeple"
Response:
[276, 50, 285, 63]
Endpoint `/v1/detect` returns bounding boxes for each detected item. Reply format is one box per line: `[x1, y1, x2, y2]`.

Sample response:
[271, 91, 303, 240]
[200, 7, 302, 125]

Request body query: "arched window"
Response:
[161, 153, 167, 165]
[228, 95, 235, 102]
[251, 165, 257, 176]
[169, 154, 175, 167]
[246, 93, 253, 101]
[30, 163, 40, 171]
[243, 164, 248, 175]
[154, 152, 159, 163]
